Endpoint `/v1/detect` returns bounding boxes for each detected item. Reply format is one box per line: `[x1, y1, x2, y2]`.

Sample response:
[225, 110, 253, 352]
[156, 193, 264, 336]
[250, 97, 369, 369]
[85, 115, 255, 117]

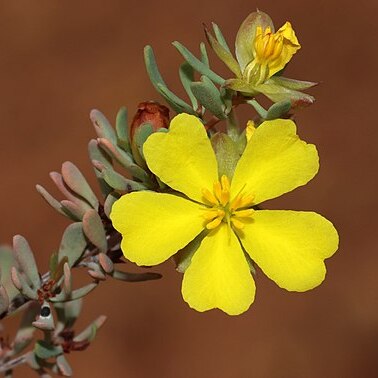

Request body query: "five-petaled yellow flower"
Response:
[110, 114, 339, 315]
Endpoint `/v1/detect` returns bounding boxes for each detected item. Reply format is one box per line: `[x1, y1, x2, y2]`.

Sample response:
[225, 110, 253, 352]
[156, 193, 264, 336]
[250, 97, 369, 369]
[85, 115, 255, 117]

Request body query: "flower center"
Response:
[243, 26, 284, 85]
[201, 175, 255, 231]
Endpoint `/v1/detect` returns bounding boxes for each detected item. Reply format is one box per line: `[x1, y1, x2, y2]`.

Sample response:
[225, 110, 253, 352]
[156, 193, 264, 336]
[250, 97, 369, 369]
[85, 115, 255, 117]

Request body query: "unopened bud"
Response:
[130, 101, 169, 141]
[130, 101, 170, 167]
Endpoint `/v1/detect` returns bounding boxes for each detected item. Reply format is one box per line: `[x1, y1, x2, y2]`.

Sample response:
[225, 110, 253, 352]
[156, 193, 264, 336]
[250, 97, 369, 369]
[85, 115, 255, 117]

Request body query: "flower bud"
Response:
[130, 101, 170, 141]
[130, 102, 170, 167]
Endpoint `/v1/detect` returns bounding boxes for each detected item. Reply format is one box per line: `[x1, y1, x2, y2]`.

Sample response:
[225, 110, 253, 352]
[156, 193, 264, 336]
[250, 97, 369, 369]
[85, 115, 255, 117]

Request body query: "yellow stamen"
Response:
[213, 181, 222, 203]
[206, 216, 223, 230]
[233, 209, 254, 218]
[202, 209, 225, 221]
[202, 188, 219, 205]
[231, 218, 245, 230]
[239, 194, 255, 208]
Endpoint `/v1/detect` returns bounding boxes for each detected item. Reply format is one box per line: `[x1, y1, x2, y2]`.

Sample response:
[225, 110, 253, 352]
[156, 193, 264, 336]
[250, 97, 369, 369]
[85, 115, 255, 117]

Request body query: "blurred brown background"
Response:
[0, 0, 377, 377]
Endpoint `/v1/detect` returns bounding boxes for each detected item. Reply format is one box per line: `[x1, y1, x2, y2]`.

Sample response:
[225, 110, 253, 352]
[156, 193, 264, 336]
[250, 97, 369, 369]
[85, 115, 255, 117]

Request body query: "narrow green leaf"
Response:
[10, 267, 38, 300]
[35, 185, 66, 217]
[98, 253, 114, 274]
[111, 270, 162, 282]
[144, 45, 195, 114]
[34, 340, 63, 359]
[82, 209, 107, 253]
[50, 282, 98, 302]
[173, 41, 225, 85]
[90, 109, 117, 144]
[88, 139, 113, 198]
[74, 315, 107, 343]
[191, 76, 226, 119]
[58, 223, 87, 268]
[200, 42, 209, 67]
[93, 160, 147, 192]
[60, 200, 85, 221]
[56, 355, 73, 377]
[97, 138, 149, 182]
[104, 192, 120, 218]
[115, 107, 131, 152]
[0, 285, 9, 314]
[0, 245, 19, 301]
[61, 161, 99, 210]
[134, 123, 154, 159]
[212, 22, 231, 53]
[156, 83, 196, 114]
[13, 235, 40, 289]
[179, 62, 198, 109]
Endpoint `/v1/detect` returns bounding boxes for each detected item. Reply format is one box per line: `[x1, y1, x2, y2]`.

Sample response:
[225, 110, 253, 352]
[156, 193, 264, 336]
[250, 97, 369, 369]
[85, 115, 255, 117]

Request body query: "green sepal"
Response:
[269, 76, 318, 91]
[191, 76, 227, 119]
[204, 24, 241, 77]
[173, 231, 206, 273]
[265, 100, 291, 120]
[211, 132, 241, 179]
[173, 41, 225, 85]
[134, 122, 154, 159]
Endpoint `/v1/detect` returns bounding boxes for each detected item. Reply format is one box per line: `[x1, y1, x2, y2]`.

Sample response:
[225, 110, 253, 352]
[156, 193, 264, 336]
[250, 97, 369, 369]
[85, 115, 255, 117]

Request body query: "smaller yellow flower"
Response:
[110, 114, 339, 315]
[205, 10, 316, 107]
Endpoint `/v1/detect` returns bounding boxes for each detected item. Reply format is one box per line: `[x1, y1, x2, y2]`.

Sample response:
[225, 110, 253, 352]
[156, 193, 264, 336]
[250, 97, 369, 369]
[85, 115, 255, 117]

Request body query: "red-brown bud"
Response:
[130, 101, 170, 141]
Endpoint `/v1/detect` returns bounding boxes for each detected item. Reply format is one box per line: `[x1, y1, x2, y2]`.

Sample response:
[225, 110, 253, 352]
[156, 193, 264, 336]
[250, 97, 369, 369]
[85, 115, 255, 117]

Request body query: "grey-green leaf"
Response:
[191, 76, 227, 119]
[144, 45, 196, 115]
[50, 282, 98, 302]
[61, 161, 99, 209]
[74, 315, 107, 343]
[35, 185, 66, 217]
[34, 340, 63, 360]
[111, 270, 162, 282]
[13, 235, 40, 290]
[115, 107, 131, 152]
[90, 109, 117, 145]
[179, 62, 198, 109]
[265, 100, 291, 120]
[82, 210, 107, 253]
[173, 41, 225, 85]
[58, 223, 87, 268]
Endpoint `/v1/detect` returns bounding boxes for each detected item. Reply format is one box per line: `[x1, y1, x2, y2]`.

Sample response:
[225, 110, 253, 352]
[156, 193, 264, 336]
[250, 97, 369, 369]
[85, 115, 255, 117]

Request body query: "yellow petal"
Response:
[239, 210, 339, 291]
[182, 223, 255, 315]
[143, 113, 218, 203]
[267, 22, 301, 78]
[110, 192, 205, 266]
[231, 119, 318, 204]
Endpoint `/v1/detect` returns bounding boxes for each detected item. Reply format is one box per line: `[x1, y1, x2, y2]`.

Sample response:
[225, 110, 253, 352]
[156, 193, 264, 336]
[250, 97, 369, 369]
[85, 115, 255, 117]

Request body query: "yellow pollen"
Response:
[230, 218, 245, 230]
[233, 209, 255, 218]
[202, 188, 219, 205]
[201, 176, 255, 231]
[206, 216, 223, 230]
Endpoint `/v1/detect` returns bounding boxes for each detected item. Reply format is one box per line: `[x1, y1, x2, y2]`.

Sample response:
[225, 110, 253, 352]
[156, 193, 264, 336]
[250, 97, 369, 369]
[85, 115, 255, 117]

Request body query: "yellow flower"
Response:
[205, 10, 316, 107]
[110, 114, 339, 315]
